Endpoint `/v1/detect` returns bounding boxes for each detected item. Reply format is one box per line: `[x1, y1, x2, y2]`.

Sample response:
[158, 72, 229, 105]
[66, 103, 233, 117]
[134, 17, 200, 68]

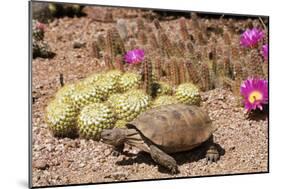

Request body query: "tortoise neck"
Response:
[125, 129, 140, 139]
[124, 128, 150, 153]
[124, 128, 144, 143]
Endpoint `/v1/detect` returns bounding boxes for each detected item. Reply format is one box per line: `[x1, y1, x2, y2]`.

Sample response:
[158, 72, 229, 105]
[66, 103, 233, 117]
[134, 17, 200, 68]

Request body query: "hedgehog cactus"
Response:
[114, 120, 128, 128]
[215, 59, 225, 88]
[152, 95, 179, 108]
[33, 39, 54, 58]
[97, 34, 106, 50]
[45, 100, 78, 137]
[191, 12, 200, 29]
[158, 32, 171, 57]
[91, 40, 101, 59]
[177, 58, 187, 84]
[69, 82, 103, 109]
[83, 70, 121, 94]
[78, 103, 116, 140]
[185, 61, 201, 86]
[112, 27, 126, 55]
[248, 49, 264, 78]
[106, 27, 126, 60]
[175, 83, 201, 105]
[114, 55, 125, 72]
[55, 83, 76, 103]
[142, 58, 153, 96]
[82, 72, 104, 85]
[138, 30, 148, 45]
[111, 89, 151, 122]
[105, 69, 123, 81]
[32, 19, 45, 41]
[179, 17, 188, 41]
[200, 62, 211, 91]
[136, 17, 145, 32]
[152, 81, 173, 96]
[107, 93, 123, 106]
[104, 53, 114, 70]
[148, 32, 159, 49]
[118, 72, 141, 92]
[93, 76, 119, 100]
[153, 56, 162, 80]
[169, 57, 180, 86]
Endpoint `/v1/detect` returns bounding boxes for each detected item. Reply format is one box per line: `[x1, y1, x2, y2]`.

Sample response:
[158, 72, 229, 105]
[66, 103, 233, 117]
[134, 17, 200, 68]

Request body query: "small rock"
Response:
[79, 163, 86, 168]
[229, 146, 236, 151]
[33, 160, 49, 170]
[105, 171, 128, 180]
[73, 41, 86, 48]
[62, 161, 71, 168]
[104, 148, 112, 157]
[46, 144, 54, 152]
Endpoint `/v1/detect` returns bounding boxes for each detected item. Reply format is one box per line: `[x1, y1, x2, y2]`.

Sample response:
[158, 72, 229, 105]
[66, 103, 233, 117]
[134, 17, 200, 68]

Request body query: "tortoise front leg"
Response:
[111, 143, 124, 157]
[149, 145, 178, 174]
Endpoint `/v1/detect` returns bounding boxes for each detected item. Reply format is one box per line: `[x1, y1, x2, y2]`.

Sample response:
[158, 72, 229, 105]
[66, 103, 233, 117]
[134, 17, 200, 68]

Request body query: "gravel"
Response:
[31, 6, 268, 187]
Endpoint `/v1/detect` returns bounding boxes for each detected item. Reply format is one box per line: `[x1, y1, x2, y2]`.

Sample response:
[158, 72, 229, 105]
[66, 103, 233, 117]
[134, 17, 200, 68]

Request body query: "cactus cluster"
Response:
[46, 71, 116, 139]
[32, 19, 54, 58]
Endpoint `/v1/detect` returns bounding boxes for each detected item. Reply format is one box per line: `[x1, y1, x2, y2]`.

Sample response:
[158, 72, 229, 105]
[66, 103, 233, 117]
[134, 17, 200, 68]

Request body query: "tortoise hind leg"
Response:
[205, 136, 220, 163]
[206, 145, 219, 163]
[149, 145, 178, 174]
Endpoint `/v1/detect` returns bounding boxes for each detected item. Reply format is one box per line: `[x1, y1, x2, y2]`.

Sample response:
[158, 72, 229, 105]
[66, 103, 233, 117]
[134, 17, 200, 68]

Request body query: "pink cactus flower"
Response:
[240, 78, 268, 112]
[35, 22, 46, 32]
[240, 28, 264, 48]
[124, 49, 145, 64]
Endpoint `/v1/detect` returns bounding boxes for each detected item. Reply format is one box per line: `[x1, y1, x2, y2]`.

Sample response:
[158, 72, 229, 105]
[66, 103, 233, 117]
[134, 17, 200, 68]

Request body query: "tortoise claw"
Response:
[206, 145, 219, 164]
[111, 144, 124, 157]
[111, 150, 121, 157]
[170, 165, 179, 174]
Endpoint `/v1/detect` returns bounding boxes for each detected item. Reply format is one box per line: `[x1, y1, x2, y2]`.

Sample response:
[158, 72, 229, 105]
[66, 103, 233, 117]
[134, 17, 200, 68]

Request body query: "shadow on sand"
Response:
[116, 140, 225, 174]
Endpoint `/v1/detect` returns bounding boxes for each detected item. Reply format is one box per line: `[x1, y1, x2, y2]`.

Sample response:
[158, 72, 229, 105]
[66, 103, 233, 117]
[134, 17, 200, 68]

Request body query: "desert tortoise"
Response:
[101, 104, 219, 173]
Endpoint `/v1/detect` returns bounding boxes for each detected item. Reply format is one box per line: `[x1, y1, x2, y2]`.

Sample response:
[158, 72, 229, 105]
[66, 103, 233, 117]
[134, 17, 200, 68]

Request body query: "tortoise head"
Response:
[100, 128, 126, 147]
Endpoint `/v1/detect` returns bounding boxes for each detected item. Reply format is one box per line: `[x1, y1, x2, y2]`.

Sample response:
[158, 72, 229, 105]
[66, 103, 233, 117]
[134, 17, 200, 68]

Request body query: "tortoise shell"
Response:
[128, 104, 215, 153]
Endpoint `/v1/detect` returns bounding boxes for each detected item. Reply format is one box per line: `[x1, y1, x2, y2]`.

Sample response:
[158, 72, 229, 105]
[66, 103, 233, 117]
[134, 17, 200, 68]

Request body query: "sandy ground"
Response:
[31, 6, 268, 187]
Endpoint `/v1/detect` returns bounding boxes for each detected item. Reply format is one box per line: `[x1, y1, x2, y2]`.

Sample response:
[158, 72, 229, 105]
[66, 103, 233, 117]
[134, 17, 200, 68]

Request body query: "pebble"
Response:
[105, 171, 128, 180]
[33, 160, 49, 170]
[46, 144, 54, 152]
[104, 149, 112, 157]
[79, 163, 86, 168]
[73, 41, 86, 48]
